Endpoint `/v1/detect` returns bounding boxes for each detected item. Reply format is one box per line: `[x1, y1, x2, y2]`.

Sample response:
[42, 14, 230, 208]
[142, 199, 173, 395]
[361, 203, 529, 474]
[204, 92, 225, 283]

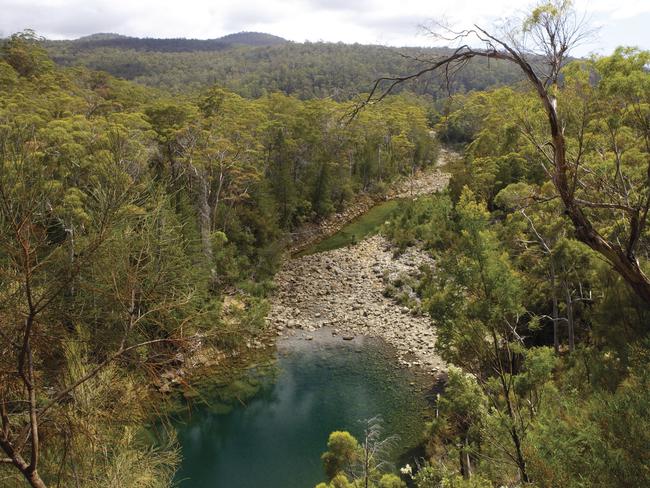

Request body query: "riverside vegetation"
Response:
[0, 30, 439, 487]
[2, 1, 650, 486]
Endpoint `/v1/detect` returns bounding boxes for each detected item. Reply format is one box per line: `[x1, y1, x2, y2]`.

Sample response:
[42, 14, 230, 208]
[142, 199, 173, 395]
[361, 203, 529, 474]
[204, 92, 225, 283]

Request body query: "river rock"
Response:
[267, 155, 454, 373]
[268, 234, 446, 373]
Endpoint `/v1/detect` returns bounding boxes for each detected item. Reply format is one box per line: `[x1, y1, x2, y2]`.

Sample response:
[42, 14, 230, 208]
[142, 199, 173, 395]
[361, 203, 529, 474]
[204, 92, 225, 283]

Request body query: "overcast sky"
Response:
[1, 0, 648, 56]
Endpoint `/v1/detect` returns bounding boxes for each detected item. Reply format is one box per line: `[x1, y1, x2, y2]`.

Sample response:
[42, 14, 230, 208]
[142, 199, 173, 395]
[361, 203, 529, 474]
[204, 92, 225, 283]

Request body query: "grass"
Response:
[297, 199, 403, 256]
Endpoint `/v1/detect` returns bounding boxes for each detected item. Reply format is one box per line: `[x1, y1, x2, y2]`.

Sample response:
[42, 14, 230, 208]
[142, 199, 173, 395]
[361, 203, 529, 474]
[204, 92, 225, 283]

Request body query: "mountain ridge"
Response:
[44, 32, 523, 99]
[47, 31, 288, 52]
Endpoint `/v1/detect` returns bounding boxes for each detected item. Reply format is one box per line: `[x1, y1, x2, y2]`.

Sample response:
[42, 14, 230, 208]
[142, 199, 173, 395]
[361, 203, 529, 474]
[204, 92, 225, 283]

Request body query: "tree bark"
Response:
[563, 277, 575, 351]
[551, 260, 560, 354]
[459, 434, 472, 479]
[0, 438, 47, 488]
[196, 169, 216, 284]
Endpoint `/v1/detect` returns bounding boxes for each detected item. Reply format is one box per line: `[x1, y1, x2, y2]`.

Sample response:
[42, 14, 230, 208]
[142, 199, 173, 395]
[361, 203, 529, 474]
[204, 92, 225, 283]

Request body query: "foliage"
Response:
[383, 41, 650, 488]
[1, 14, 649, 488]
[383, 194, 454, 253]
[322, 431, 361, 481]
[0, 33, 442, 487]
[44, 38, 523, 99]
[318, 419, 404, 488]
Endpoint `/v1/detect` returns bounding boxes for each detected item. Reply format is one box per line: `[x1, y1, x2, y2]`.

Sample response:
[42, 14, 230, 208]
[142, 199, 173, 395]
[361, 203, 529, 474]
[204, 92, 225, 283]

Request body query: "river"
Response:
[172, 158, 451, 487]
[173, 329, 431, 487]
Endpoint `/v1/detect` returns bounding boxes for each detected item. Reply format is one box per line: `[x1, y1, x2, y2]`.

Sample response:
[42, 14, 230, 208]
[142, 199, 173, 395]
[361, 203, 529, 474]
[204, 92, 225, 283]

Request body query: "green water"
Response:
[299, 199, 402, 256]
[173, 330, 430, 488]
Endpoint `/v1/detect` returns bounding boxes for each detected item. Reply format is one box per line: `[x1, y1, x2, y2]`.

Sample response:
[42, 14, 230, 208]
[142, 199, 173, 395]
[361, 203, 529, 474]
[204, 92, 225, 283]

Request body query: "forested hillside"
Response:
[44, 35, 523, 98]
[52, 31, 287, 53]
[2, 1, 650, 486]
[315, 41, 650, 488]
[0, 31, 438, 487]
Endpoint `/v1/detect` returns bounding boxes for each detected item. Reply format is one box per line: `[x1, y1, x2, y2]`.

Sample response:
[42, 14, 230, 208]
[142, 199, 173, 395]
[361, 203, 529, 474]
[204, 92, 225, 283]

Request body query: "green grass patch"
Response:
[298, 199, 403, 256]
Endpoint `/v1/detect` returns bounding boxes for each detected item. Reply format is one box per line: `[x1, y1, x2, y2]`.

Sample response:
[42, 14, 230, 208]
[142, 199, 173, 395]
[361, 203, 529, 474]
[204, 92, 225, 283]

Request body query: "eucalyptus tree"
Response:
[360, 0, 650, 305]
[424, 189, 557, 484]
[0, 45, 198, 486]
[0, 116, 194, 487]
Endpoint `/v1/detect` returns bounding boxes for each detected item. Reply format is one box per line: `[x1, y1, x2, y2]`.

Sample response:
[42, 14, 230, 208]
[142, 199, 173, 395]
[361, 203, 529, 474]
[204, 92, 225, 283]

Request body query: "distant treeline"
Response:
[44, 35, 524, 98]
[47, 31, 288, 53]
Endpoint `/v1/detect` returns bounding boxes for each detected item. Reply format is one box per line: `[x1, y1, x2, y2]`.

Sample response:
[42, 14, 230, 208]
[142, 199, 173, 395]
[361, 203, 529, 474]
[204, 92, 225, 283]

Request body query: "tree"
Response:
[321, 431, 360, 481]
[353, 417, 398, 488]
[496, 184, 597, 353]
[0, 30, 54, 79]
[378, 474, 406, 488]
[526, 351, 650, 487]
[360, 0, 650, 305]
[0, 99, 195, 487]
[424, 189, 558, 484]
[428, 366, 487, 479]
[319, 419, 401, 488]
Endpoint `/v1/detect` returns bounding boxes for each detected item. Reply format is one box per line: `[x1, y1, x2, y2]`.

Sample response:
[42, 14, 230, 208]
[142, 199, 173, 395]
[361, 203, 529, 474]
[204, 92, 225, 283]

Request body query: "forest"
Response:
[1, 0, 650, 487]
[44, 35, 523, 99]
[0, 30, 439, 487]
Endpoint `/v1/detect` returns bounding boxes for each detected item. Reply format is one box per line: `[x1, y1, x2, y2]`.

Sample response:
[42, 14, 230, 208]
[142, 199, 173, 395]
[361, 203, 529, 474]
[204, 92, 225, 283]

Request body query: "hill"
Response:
[45, 33, 523, 98]
[217, 31, 287, 46]
[45, 31, 287, 54]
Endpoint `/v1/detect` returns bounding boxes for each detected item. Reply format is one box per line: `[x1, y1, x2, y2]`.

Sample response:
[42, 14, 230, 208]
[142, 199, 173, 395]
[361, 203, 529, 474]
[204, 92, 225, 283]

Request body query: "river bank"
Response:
[160, 150, 454, 392]
[289, 149, 453, 255]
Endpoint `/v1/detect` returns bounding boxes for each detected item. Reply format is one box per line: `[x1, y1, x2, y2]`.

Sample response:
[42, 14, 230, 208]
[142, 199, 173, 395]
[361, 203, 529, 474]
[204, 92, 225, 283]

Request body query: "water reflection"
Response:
[174, 330, 429, 488]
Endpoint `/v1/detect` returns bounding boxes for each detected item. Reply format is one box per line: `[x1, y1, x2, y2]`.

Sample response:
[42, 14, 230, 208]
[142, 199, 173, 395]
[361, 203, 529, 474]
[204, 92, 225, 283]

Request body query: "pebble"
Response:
[268, 234, 446, 373]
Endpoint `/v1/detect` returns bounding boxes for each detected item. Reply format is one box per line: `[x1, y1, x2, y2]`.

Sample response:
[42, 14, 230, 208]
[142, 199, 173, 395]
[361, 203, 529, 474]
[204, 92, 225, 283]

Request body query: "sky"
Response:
[1, 0, 648, 56]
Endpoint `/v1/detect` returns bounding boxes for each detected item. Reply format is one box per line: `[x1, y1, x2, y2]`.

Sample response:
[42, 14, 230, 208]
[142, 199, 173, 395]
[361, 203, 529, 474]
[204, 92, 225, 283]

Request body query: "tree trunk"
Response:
[511, 427, 530, 484]
[24, 470, 47, 488]
[196, 170, 216, 283]
[563, 278, 575, 352]
[0, 439, 48, 488]
[516, 57, 650, 307]
[550, 260, 560, 354]
[377, 145, 381, 181]
[501, 375, 530, 483]
[501, 382, 530, 483]
[492, 329, 530, 484]
[364, 436, 370, 488]
[543, 89, 650, 306]
[459, 434, 472, 479]
[459, 448, 466, 479]
[66, 226, 75, 297]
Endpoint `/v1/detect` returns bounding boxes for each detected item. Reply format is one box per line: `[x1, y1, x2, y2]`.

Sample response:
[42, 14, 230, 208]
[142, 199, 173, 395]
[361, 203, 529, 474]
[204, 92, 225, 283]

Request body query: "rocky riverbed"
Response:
[160, 153, 453, 392]
[267, 235, 445, 373]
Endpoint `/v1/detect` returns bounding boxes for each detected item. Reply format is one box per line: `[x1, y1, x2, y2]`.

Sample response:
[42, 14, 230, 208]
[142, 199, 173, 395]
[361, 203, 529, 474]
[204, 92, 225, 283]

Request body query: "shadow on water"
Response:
[173, 329, 432, 488]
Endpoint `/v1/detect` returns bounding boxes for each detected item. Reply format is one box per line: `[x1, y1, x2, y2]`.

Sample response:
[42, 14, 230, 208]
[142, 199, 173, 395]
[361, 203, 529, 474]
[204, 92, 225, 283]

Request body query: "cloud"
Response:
[304, 0, 373, 12]
[575, 0, 650, 20]
[0, 0, 646, 54]
[0, 0, 133, 38]
[221, 2, 288, 32]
